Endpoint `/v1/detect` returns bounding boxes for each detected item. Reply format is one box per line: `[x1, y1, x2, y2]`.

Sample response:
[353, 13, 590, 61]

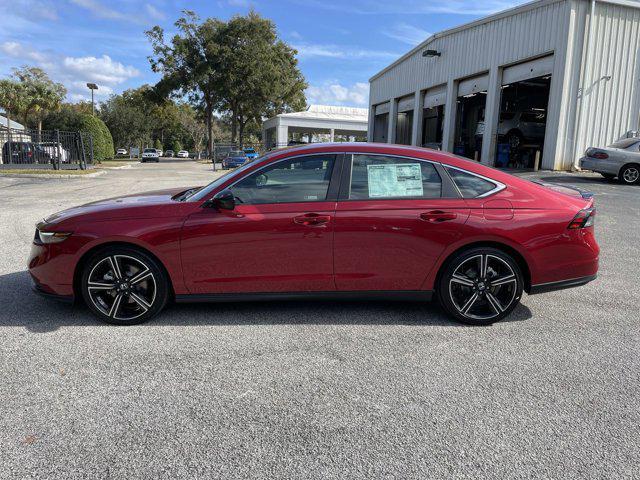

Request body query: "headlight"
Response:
[35, 226, 72, 244]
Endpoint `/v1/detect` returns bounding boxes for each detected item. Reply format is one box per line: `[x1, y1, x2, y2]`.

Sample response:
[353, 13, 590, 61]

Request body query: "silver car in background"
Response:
[580, 137, 640, 185]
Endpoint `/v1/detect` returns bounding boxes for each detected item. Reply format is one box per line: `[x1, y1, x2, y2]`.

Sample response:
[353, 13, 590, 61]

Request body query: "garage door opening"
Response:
[493, 75, 551, 169]
[373, 113, 389, 143]
[422, 105, 444, 149]
[396, 110, 413, 145]
[454, 91, 487, 160]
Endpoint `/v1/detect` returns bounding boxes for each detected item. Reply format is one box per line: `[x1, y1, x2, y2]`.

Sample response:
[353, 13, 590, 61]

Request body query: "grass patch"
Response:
[96, 161, 134, 168]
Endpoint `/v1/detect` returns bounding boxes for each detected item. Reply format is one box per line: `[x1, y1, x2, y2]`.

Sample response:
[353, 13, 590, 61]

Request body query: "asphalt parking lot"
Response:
[1, 159, 638, 479]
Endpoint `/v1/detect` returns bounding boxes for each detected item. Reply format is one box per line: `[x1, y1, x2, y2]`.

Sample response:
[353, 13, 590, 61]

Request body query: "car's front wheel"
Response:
[81, 247, 169, 325]
[437, 247, 524, 325]
[619, 164, 640, 185]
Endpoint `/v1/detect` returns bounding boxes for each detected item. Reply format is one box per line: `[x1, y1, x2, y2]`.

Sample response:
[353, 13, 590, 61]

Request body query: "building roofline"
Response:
[369, 0, 639, 83]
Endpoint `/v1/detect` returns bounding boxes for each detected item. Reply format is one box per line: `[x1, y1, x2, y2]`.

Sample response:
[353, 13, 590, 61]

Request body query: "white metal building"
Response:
[263, 105, 368, 149]
[368, 0, 640, 170]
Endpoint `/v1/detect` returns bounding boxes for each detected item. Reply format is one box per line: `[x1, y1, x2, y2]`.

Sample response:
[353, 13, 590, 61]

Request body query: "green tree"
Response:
[217, 12, 306, 145]
[154, 138, 163, 151]
[0, 79, 27, 129]
[146, 11, 224, 158]
[12, 66, 67, 132]
[99, 87, 154, 149]
[172, 140, 183, 152]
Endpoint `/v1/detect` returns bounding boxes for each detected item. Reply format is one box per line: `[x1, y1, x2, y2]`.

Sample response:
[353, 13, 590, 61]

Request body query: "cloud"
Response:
[384, 23, 431, 45]
[1, 41, 139, 100]
[69, 0, 130, 21]
[288, 0, 517, 16]
[145, 3, 166, 21]
[63, 55, 140, 84]
[293, 43, 399, 60]
[306, 82, 369, 107]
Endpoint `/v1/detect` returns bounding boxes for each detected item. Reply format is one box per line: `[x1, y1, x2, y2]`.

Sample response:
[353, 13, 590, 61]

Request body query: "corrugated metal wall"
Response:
[369, 0, 569, 105]
[369, 0, 640, 170]
[572, 1, 640, 162]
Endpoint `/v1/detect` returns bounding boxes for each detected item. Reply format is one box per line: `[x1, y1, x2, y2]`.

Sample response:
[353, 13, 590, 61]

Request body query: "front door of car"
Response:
[334, 153, 470, 291]
[181, 154, 341, 294]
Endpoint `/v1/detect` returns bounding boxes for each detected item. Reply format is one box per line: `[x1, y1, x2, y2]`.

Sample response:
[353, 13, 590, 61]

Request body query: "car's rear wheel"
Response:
[437, 247, 523, 325]
[619, 164, 640, 185]
[81, 247, 169, 325]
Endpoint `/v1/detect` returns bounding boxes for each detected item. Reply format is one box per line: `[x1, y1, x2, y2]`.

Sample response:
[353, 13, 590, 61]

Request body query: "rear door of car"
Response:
[333, 153, 470, 292]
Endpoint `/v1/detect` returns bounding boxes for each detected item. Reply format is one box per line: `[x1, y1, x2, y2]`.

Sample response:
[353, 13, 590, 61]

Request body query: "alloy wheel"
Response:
[87, 254, 157, 321]
[622, 166, 639, 184]
[448, 254, 518, 321]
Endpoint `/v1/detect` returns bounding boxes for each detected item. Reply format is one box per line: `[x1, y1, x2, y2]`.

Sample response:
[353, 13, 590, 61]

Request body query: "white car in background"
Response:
[580, 137, 640, 185]
[177, 150, 189, 158]
[141, 148, 160, 163]
[116, 148, 128, 156]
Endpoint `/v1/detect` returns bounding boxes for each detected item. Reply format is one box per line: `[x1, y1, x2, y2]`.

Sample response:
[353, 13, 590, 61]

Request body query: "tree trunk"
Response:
[231, 113, 237, 144]
[205, 102, 215, 170]
[238, 117, 246, 148]
[38, 119, 42, 133]
[5, 113, 9, 129]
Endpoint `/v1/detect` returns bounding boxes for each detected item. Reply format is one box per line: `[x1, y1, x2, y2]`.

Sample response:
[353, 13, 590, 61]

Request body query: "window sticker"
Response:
[366, 163, 423, 198]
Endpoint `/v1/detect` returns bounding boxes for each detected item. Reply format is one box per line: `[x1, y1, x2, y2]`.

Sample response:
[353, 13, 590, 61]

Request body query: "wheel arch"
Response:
[73, 241, 175, 303]
[619, 162, 640, 177]
[433, 241, 532, 293]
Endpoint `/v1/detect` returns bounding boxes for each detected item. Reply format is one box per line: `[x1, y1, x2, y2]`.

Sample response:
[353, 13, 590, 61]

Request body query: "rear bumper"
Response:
[579, 157, 619, 175]
[529, 274, 597, 294]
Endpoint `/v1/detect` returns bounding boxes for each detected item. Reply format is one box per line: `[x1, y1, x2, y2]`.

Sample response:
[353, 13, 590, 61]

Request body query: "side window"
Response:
[348, 154, 442, 200]
[445, 167, 497, 198]
[229, 155, 336, 204]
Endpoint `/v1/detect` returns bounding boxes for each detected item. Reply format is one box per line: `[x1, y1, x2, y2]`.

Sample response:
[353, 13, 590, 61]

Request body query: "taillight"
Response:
[568, 208, 595, 229]
[590, 151, 609, 159]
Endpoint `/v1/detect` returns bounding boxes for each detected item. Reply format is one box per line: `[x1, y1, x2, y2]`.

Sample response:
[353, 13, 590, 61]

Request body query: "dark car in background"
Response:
[2, 142, 52, 165]
[222, 150, 248, 169]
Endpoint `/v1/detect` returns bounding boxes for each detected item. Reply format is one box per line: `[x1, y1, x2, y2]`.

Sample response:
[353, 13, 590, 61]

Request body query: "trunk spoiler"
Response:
[532, 180, 594, 200]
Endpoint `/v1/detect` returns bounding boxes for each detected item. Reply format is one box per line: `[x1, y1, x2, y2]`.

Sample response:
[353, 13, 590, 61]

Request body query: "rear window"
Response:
[445, 167, 497, 198]
[610, 138, 639, 149]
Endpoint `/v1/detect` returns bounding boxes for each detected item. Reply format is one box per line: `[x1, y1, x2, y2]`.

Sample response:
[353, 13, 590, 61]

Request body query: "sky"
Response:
[0, 0, 525, 108]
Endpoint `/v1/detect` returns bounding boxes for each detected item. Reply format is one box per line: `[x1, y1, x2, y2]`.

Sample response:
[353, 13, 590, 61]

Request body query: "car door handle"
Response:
[293, 213, 331, 226]
[419, 210, 458, 223]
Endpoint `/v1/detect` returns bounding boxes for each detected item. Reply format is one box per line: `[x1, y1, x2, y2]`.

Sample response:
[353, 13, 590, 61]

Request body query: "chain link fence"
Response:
[0, 127, 91, 169]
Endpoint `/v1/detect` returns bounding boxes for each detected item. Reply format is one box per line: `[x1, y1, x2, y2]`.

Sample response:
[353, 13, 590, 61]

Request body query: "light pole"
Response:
[87, 83, 98, 114]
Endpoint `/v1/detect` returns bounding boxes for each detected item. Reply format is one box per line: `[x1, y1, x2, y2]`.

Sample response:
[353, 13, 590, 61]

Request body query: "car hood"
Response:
[44, 187, 194, 225]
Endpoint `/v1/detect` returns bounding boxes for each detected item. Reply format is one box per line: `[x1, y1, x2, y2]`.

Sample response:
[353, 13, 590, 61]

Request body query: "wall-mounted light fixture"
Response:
[422, 49, 441, 58]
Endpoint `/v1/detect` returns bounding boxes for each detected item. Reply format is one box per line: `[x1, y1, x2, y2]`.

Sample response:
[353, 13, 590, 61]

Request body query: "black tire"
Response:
[600, 173, 616, 180]
[619, 164, 640, 185]
[80, 246, 169, 325]
[437, 247, 524, 326]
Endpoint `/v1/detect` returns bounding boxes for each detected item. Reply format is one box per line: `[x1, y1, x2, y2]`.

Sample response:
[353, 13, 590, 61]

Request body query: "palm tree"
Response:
[12, 67, 67, 132]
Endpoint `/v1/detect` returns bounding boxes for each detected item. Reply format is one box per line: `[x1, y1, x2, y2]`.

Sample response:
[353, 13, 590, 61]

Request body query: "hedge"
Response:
[77, 114, 114, 162]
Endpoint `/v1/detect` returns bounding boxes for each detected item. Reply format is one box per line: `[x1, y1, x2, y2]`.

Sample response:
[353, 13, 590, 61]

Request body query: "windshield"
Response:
[185, 159, 262, 201]
[229, 151, 244, 156]
[144, 148, 156, 153]
[610, 138, 639, 149]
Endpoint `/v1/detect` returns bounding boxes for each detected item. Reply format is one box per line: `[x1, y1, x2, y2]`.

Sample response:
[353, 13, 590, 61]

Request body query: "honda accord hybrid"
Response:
[28, 143, 599, 326]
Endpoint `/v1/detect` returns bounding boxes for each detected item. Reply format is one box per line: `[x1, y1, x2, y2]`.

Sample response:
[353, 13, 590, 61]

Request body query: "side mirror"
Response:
[204, 190, 235, 210]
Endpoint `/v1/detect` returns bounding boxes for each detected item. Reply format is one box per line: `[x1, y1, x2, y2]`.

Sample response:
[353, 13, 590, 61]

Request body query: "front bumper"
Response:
[31, 278, 74, 303]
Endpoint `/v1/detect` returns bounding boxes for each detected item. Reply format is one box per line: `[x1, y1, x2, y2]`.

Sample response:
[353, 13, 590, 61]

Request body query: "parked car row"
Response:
[2, 141, 72, 165]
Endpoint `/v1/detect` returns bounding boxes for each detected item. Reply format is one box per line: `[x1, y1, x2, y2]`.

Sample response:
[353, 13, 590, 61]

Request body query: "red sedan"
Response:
[28, 143, 599, 325]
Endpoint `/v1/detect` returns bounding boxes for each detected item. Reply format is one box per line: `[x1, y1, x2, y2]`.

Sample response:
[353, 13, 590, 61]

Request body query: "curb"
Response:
[0, 169, 107, 179]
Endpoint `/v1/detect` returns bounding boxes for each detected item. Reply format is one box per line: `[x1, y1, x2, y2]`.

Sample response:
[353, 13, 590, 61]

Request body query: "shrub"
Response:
[77, 114, 114, 162]
[172, 140, 183, 152]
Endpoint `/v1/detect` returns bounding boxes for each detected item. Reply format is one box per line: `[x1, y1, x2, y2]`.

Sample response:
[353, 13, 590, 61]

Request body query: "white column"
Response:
[480, 67, 502, 166]
[441, 80, 457, 152]
[411, 90, 424, 146]
[330, 128, 335, 142]
[387, 98, 397, 144]
[276, 124, 288, 149]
